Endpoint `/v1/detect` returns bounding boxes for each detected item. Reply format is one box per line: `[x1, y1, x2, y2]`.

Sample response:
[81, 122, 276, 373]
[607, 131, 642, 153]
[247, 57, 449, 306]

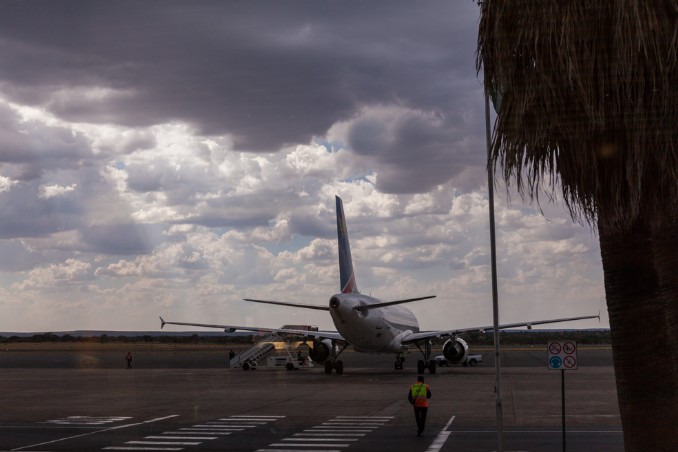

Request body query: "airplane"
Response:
[160, 195, 599, 374]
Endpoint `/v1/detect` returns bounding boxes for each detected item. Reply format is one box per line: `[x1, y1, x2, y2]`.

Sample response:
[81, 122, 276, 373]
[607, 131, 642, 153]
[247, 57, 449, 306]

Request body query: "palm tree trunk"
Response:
[599, 215, 678, 451]
[652, 212, 678, 399]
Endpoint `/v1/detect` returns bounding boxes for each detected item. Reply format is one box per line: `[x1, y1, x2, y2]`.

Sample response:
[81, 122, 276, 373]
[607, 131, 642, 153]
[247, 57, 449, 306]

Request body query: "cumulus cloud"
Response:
[0, 1, 607, 332]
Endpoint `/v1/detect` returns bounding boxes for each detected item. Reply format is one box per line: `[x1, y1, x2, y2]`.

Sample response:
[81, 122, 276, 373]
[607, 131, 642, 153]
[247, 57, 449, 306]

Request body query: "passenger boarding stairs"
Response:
[230, 341, 275, 369]
[229, 324, 318, 369]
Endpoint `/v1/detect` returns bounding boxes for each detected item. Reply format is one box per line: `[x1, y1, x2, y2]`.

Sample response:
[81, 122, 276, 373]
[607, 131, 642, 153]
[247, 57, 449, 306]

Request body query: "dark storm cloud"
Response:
[0, 0, 481, 159]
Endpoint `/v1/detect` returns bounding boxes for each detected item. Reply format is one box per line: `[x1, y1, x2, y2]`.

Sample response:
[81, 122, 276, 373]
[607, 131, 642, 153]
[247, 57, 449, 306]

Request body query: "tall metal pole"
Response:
[485, 89, 503, 451]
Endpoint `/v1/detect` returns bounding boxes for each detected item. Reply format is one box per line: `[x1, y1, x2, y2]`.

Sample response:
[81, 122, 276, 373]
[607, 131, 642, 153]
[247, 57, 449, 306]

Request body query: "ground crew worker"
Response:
[408, 375, 431, 436]
[125, 351, 133, 369]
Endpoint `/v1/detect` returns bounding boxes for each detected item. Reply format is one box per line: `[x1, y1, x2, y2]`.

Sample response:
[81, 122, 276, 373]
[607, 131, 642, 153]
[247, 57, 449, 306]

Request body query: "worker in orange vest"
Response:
[408, 375, 432, 436]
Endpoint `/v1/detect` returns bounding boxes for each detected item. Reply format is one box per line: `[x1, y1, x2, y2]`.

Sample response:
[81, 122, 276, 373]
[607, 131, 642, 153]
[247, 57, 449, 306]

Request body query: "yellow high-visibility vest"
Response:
[410, 383, 429, 407]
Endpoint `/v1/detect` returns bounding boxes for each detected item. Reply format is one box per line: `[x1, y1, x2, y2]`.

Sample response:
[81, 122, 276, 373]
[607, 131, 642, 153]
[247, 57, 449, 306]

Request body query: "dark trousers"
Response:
[414, 406, 428, 434]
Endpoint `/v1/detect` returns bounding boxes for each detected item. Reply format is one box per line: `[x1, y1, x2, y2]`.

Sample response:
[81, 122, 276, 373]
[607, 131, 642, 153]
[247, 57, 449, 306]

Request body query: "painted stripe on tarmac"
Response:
[103, 448, 183, 451]
[256, 450, 341, 452]
[13, 415, 180, 451]
[426, 415, 455, 452]
[282, 438, 358, 442]
[270, 443, 350, 448]
[297, 433, 365, 437]
[145, 436, 216, 440]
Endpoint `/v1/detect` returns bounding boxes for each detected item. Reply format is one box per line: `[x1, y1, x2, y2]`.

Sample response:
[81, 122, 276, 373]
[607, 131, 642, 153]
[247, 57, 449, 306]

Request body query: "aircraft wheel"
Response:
[469, 359, 478, 367]
[429, 360, 437, 374]
[335, 360, 344, 375]
[324, 361, 333, 374]
[242, 362, 250, 371]
[417, 360, 425, 374]
[285, 362, 295, 370]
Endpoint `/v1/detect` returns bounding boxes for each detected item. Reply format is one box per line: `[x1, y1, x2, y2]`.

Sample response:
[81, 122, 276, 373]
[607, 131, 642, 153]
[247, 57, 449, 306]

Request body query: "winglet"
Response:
[159, 316, 166, 329]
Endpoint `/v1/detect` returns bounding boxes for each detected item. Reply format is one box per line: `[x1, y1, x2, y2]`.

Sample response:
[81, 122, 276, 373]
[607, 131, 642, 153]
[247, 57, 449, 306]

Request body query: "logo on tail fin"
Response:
[336, 196, 359, 294]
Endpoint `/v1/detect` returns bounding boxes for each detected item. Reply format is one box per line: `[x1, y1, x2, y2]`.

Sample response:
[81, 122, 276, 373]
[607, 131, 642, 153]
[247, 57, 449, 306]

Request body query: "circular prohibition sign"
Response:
[563, 342, 577, 354]
[563, 355, 577, 368]
[549, 342, 562, 354]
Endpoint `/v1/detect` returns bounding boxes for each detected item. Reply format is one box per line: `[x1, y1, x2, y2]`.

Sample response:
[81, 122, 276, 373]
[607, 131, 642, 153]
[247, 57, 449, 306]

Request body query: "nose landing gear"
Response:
[324, 340, 348, 374]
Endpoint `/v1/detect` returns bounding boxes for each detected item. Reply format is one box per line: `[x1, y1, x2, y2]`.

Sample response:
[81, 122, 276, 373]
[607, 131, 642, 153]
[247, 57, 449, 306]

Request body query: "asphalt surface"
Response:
[0, 347, 622, 451]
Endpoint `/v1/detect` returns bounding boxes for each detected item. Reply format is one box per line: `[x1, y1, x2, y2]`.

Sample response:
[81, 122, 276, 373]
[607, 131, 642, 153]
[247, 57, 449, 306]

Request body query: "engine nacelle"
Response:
[308, 339, 333, 363]
[442, 337, 469, 365]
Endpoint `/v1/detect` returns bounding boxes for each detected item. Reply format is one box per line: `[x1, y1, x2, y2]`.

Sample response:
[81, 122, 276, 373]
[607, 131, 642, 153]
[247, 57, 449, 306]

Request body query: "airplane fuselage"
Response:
[329, 293, 419, 353]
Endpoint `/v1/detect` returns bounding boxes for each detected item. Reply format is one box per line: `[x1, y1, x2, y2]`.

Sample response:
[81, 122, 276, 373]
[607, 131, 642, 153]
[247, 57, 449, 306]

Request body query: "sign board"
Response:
[547, 340, 578, 370]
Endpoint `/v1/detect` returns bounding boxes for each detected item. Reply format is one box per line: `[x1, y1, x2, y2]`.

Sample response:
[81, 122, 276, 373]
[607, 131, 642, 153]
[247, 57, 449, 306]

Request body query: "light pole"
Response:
[484, 88, 503, 452]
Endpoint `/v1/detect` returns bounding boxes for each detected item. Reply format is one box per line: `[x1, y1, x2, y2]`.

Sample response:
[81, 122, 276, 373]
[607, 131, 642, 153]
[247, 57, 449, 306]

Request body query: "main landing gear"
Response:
[324, 341, 349, 375]
[414, 340, 436, 374]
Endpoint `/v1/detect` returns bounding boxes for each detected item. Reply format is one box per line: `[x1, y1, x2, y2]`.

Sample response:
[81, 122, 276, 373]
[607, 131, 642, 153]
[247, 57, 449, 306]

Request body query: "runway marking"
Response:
[43, 416, 133, 426]
[282, 438, 358, 442]
[11, 414, 179, 451]
[103, 448, 183, 451]
[191, 424, 256, 428]
[102, 414, 286, 451]
[426, 415, 455, 452]
[146, 436, 216, 440]
[269, 444, 351, 448]
[296, 433, 366, 437]
[257, 415, 390, 452]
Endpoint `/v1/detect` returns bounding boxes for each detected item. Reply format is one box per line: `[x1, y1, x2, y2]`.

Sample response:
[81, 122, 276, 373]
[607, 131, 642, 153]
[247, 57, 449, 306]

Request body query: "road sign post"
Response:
[548, 340, 578, 452]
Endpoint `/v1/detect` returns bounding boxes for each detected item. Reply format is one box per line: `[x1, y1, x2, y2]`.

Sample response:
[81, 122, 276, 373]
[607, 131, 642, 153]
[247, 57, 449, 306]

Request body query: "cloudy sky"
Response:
[0, 1, 606, 333]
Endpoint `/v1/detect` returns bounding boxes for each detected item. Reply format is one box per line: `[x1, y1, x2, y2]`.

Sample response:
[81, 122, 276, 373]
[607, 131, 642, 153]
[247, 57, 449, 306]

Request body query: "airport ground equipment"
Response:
[231, 342, 274, 370]
[231, 324, 318, 370]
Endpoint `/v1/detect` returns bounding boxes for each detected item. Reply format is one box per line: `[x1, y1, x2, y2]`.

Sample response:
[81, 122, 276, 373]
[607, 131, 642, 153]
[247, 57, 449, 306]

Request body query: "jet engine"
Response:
[442, 337, 469, 365]
[308, 339, 333, 363]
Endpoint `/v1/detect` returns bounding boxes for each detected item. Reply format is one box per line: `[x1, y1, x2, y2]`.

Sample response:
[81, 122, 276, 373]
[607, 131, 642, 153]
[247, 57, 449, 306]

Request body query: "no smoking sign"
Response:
[548, 340, 578, 370]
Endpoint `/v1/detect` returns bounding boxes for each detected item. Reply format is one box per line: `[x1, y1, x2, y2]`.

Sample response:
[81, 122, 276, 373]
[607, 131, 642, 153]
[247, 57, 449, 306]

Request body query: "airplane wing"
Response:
[401, 314, 600, 344]
[159, 316, 345, 341]
[242, 299, 329, 311]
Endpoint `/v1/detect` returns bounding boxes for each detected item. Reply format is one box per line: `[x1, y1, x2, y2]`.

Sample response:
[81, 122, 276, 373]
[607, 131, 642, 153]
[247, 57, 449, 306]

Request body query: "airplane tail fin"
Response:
[336, 196, 359, 294]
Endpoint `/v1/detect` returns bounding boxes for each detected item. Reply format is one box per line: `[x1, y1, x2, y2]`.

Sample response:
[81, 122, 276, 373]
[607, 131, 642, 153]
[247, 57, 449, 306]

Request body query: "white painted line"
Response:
[283, 438, 357, 442]
[318, 425, 376, 429]
[296, 433, 365, 437]
[451, 429, 624, 433]
[209, 421, 268, 424]
[334, 416, 393, 419]
[270, 444, 350, 448]
[12, 415, 180, 451]
[221, 418, 279, 421]
[304, 429, 372, 435]
[103, 448, 182, 451]
[228, 415, 286, 418]
[127, 441, 201, 446]
[324, 422, 384, 425]
[192, 424, 255, 428]
[174, 430, 232, 435]
[146, 436, 216, 440]
[256, 450, 341, 452]
[425, 415, 455, 452]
